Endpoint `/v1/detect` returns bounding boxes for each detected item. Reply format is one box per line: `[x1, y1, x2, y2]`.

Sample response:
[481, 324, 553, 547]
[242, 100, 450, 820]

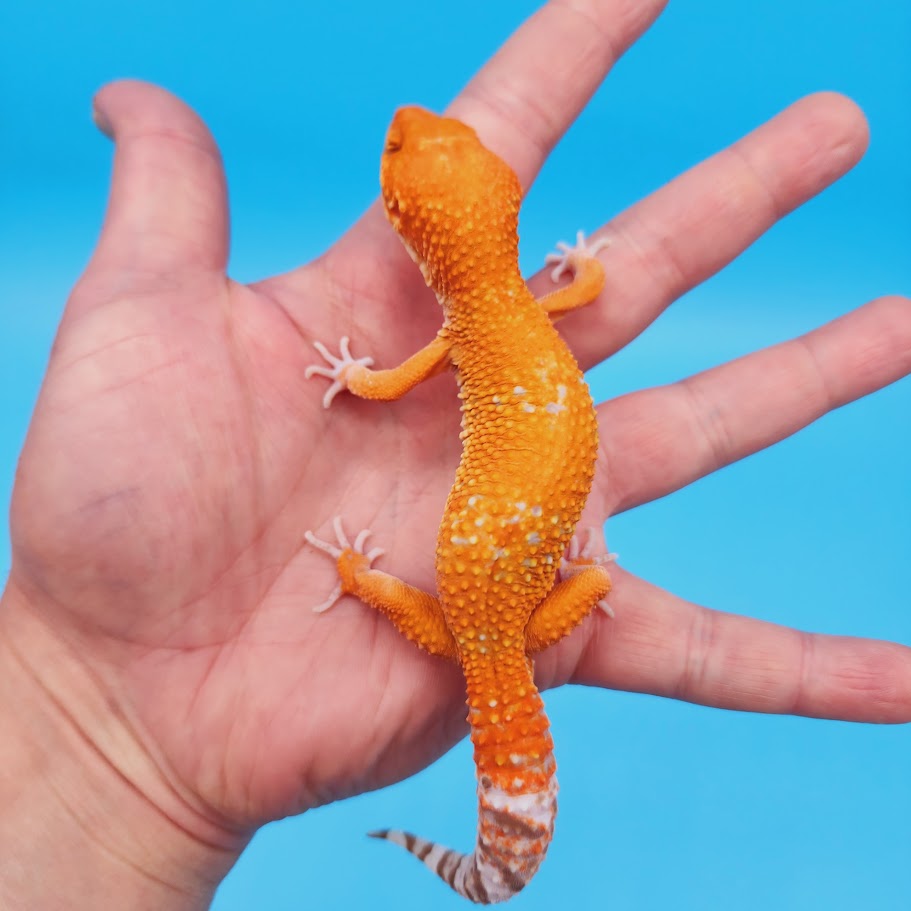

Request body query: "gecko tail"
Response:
[368, 829, 485, 899]
[368, 771, 558, 905]
[368, 829, 506, 905]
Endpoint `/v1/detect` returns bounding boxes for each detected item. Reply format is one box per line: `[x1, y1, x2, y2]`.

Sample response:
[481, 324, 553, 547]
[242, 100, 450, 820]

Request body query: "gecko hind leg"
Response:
[523, 525, 616, 653]
[562, 526, 617, 617]
[304, 516, 385, 612]
[305, 517, 458, 660]
[525, 562, 613, 654]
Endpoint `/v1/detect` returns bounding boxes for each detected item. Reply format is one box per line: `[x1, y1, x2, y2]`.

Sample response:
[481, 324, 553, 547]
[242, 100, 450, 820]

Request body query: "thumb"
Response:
[86, 80, 229, 288]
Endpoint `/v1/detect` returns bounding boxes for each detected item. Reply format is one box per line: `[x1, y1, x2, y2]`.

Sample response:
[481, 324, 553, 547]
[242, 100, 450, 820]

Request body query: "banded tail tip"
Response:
[367, 828, 428, 855]
[365, 828, 510, 904]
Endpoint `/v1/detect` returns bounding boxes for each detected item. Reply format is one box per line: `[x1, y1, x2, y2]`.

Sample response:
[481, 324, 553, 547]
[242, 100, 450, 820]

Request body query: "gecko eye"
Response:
[384, 126, 403, 153]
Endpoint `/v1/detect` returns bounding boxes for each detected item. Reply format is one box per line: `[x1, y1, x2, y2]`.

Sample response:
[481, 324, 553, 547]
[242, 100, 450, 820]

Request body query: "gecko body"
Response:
[305, 106, 613, 903]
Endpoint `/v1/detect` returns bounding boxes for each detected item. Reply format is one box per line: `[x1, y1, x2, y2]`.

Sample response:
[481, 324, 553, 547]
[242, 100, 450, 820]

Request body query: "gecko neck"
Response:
[436, 268, 537, 330]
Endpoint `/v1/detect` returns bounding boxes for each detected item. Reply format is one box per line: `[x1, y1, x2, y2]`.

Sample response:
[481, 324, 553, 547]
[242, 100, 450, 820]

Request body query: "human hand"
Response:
[2, 0, 909, 906]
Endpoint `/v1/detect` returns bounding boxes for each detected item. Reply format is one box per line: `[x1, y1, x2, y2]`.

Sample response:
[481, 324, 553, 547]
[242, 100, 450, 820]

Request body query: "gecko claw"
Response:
[563, 525, 617, 567]
[544, 230, 610, 282]
[305, 336, 375, 408]
[558, 527, 617, 619]
[304, 517, 385, 613]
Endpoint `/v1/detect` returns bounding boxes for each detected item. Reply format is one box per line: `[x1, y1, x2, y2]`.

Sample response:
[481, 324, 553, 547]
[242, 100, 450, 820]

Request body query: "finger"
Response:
[601, 295, 911, 514]
[545, 92, 870, 368]
[572, 568, 911, 723]
[87, 80, 229, 286]
[267, 0, 667, 306]
[448, 0, 668, 188]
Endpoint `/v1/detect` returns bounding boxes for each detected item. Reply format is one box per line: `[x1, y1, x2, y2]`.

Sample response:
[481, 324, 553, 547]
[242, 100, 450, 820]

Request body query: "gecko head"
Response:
[380, 106, 522, 290]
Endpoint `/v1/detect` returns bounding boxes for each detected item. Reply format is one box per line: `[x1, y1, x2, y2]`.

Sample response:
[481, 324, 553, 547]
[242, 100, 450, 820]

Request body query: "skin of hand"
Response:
[1, 1, 910, 907]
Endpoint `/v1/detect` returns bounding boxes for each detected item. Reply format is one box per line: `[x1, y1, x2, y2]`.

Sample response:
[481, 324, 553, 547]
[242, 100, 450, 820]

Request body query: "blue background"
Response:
[1, 2, 909, 909]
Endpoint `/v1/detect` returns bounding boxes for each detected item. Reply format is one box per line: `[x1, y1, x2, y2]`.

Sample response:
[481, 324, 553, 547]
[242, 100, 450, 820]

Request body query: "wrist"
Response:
[0, 580, 246, 910]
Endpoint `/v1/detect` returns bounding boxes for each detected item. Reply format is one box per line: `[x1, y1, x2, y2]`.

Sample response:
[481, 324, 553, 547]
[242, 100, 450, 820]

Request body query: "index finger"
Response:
[267, 0, 667, 300]
[448, 0, 668, 189]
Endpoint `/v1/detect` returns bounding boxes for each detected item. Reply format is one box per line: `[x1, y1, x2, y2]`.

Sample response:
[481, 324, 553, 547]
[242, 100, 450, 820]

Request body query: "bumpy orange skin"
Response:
[308, 106, 611, 903]
[383, 107, 602, 894]
[382, 102, 599, 689]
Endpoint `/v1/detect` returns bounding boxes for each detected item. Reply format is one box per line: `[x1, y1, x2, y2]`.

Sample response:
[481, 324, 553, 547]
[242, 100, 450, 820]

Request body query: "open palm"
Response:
[5, 0, 910, 870]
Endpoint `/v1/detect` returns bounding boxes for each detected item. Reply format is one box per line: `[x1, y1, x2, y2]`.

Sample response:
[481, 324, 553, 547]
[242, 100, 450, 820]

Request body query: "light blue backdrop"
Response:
[1, 2, 909, 909]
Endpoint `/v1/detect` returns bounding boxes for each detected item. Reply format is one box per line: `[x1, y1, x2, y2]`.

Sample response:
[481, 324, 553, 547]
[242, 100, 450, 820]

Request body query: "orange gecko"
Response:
[304, 106, 614, 904]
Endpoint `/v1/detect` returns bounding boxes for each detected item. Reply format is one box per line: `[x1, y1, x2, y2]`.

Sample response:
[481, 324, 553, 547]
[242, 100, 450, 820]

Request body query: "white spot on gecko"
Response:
[521, 402, 536, 413]
[546, 384, 569, 414]
[481, 779, 558, 828]
[526, 531, 541, 545]
[513, 385, 526, 395]
[505, 503, 527, 524]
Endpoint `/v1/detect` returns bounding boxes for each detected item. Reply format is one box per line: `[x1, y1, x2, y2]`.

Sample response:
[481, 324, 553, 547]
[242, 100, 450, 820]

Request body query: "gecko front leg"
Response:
[537, 230, 609, 318]
[305, 337, 376, 408]
[305, 332, 452, 407]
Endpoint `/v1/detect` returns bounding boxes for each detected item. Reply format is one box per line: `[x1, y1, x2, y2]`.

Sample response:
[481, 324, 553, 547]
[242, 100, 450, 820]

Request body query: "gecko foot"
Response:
[561, 525, 617, 618]
[304, 516, 385, 613]
[304, 336, 374, 409]
[544, 230, 610, 282]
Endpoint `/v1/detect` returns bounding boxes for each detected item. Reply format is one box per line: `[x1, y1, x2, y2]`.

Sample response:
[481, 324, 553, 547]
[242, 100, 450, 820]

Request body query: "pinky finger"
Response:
[573, 566, 911, 724]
